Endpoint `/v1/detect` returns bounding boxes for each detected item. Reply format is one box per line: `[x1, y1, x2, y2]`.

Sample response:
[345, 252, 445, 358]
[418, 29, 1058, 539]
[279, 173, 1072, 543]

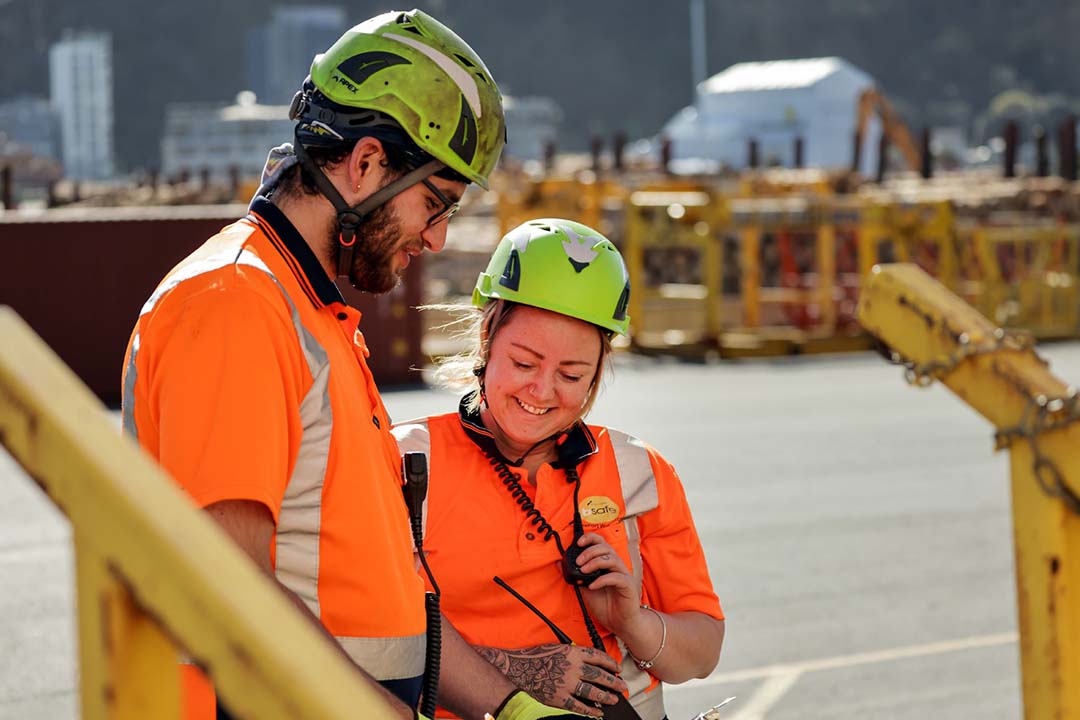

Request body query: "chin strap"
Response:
[292, 133, 445, 287]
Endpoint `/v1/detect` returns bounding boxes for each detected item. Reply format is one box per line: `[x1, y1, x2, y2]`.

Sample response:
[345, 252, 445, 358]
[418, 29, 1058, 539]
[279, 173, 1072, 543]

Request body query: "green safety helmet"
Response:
[295, 9, 506, 189]
[473, 219, 631, 336]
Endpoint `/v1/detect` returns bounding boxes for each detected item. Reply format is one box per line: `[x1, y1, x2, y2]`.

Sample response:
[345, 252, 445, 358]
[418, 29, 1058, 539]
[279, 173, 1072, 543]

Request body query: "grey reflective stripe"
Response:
[122, 333, 140, 440]
[274, 333, 331, 617]
[391, 418, 432, 538]
[609, 429, 659, 517]
[337, 633, 427, 681]
[607, 429, 663, 718]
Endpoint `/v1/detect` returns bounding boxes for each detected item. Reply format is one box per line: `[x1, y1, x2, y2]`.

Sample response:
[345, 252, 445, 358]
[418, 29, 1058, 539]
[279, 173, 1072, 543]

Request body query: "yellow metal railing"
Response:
[858, 265, 1080, 719]
[0, 307, 396, 719]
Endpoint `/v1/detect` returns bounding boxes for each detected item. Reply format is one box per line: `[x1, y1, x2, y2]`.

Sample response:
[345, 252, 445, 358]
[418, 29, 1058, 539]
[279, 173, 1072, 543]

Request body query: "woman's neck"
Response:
[479, 408, 556, 483]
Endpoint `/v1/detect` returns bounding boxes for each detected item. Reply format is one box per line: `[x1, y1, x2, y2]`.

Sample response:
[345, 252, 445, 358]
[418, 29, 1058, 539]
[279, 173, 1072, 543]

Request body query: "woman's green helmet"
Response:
[473, 219, 631, 336]
[302, 9, 505, 188]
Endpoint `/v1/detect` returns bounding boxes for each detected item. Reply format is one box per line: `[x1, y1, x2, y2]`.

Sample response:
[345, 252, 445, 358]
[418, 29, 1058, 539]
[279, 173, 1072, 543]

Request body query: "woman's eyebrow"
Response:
[509, 342, 595, 366]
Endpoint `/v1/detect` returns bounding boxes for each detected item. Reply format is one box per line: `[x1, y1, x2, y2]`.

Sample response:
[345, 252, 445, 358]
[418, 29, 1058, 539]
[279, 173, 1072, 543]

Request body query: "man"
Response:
[123, 10, 583, 720]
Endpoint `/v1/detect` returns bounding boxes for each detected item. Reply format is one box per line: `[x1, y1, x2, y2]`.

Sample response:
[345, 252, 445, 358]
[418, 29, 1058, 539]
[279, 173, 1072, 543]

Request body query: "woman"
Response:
[394, 219, 725, 719]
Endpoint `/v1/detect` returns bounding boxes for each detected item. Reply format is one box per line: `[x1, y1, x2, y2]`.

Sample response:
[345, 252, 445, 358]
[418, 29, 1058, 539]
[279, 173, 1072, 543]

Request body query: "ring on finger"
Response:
[574, 680, 589, 699]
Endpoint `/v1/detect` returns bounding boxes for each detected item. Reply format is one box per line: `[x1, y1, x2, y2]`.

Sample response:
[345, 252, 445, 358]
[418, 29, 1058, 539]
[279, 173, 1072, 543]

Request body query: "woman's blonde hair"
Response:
[431, 299, 613, 417]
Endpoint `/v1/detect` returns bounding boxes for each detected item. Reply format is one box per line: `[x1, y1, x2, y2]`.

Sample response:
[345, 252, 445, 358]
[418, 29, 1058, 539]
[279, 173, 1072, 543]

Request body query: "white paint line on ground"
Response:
[679, 631, 1018, 689]
[669, 632, 1018, 720]
[726, 670, 802, 720]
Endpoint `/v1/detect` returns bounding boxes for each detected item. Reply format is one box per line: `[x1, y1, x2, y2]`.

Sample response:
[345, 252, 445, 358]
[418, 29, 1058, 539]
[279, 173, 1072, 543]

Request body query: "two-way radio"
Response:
[402, 451, 441, 719]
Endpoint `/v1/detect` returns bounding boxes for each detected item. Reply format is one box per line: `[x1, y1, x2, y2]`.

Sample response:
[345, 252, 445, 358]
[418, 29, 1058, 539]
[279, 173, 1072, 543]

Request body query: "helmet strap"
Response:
[292, 132, 445, 287]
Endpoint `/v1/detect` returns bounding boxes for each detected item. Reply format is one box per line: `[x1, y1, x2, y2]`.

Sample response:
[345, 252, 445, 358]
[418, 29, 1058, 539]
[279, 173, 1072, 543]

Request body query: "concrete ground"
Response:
[6, 341, 1080, 719]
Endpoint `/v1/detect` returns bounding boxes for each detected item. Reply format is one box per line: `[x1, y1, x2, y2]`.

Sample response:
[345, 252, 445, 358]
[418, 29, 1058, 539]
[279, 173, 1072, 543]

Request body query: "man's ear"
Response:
[347, 136, 386, 192]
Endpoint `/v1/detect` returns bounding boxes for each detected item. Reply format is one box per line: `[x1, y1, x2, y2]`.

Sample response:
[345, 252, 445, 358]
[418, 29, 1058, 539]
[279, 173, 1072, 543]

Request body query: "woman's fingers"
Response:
[574, 680, 621, 706]
[579, 655, 628, 693]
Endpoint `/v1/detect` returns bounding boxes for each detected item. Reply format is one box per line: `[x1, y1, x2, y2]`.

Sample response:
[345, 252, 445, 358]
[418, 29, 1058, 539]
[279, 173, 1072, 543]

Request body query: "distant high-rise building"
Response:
[0, 95, 60, 161]
[49, 30, 114, 180]
[246, 6, 346, 106]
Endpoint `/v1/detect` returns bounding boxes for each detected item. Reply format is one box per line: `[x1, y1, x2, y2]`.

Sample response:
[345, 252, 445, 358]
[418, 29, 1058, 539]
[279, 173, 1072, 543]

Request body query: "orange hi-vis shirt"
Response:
[393, 402, 724, 720]
[122, 197, 427, 717]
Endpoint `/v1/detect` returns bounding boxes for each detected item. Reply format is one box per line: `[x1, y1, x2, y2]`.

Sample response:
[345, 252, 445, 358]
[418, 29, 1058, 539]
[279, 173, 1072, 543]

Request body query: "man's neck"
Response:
[270, 192, 338, 280]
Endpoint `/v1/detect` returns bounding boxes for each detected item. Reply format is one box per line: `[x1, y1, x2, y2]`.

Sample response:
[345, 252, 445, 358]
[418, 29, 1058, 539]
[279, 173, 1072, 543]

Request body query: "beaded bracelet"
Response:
[629, 605, 667, 670]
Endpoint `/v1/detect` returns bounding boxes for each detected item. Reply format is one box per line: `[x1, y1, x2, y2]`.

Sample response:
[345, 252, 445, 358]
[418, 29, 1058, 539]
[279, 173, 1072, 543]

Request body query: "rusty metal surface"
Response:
[0, 207, 424, 403]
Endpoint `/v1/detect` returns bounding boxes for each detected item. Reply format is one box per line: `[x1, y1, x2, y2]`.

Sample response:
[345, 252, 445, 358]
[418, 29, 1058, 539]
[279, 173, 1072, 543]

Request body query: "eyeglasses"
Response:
[422, 179, 461, 228]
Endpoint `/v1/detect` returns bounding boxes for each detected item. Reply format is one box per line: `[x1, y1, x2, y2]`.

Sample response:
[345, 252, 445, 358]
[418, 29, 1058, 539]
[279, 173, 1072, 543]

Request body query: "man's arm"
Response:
[471, 642, 626, 718]
[206, 499, 414, 719]
[432, 614, 521, 718]
[435, 617, 618, 719]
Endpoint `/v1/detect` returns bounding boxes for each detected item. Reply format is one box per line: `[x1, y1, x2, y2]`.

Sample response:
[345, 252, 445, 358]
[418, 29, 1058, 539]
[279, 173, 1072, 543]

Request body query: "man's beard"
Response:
[328, 199, 408, 294]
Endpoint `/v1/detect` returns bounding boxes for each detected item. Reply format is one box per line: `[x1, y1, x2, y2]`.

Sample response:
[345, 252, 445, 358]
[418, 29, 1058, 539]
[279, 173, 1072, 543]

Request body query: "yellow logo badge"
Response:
[580, 496, 621, 526]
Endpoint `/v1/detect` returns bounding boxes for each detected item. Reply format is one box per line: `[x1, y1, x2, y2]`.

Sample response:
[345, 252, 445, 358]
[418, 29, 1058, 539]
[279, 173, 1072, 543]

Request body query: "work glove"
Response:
[494, 689, 588, 719]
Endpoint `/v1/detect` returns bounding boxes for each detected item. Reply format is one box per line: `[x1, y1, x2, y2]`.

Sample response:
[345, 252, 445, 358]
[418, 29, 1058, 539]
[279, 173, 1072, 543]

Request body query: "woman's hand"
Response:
[476, 643, 628, 718]
[572, 533, 644, 636]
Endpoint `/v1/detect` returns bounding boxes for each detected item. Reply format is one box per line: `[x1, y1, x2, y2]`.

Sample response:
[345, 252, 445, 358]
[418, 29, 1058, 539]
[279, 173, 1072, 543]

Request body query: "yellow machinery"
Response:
[855, 88, 922, 172]
[623, 185, 726, 352]
[858, 264, 1080, 719]
[0, 307, 395, 719]
[492, 163, 1080, 357]
[962, 223, 1080, 338]
[494, 172, 627, 240]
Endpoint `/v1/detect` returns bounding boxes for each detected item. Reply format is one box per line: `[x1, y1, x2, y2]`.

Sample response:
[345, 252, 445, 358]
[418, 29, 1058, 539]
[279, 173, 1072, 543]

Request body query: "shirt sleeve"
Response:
[637, 447, 725, 620]
[147, 280, 309, 521]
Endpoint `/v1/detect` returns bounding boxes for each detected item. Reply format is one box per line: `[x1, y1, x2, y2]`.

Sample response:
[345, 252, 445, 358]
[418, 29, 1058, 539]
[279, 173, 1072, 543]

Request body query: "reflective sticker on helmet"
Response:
[560, 225, 600, 273]
[383, 32, 483, 119]
[337, 51, 412, 88]
[450, 96, 478, 166]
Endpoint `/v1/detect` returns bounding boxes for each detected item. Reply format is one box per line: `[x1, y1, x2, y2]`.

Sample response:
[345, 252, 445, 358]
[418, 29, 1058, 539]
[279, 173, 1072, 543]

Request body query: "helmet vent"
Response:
[613, 282, 630, 321]
[455, 53, 476, 68]
[499, 248, 522, 291]
[338, 52, 411, 86]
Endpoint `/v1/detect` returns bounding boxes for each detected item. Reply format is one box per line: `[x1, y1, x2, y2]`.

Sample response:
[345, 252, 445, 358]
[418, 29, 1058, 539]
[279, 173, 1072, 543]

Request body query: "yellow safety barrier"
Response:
[0, 307, 396, 719]
[858, 265, 1080, 719]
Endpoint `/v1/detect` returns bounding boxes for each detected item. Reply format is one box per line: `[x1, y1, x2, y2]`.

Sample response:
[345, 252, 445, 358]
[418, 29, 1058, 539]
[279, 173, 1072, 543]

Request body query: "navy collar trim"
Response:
[248, 196, 344, 308]
[457, 394, 599, 469]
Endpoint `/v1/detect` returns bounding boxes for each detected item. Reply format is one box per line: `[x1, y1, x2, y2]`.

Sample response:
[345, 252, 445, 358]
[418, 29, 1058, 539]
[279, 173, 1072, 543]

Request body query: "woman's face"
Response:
[481, 305, 602, 458]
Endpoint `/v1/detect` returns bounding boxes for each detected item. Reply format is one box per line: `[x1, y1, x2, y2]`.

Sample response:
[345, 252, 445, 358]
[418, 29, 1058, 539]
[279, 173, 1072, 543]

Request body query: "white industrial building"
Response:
[160, 93, 292, 182]
[661, 57, 882, 173]
[49, 30, 114, 180]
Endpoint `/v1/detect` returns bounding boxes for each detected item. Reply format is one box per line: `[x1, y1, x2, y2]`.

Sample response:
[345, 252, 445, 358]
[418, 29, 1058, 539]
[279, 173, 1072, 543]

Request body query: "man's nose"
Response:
[421, 220, 449, 253]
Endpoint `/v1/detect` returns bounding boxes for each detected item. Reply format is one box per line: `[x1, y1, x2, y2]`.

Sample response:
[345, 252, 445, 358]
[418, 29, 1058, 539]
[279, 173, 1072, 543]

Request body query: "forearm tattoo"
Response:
[477, 644, 571, 701]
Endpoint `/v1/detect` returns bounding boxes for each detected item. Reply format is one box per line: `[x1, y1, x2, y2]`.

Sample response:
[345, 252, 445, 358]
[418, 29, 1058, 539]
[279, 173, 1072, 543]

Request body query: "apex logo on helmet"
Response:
[337, 51, 411, 88]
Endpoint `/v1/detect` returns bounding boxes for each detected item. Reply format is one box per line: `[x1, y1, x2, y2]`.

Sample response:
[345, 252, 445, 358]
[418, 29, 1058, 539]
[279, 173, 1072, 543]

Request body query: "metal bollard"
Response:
[1003, 120, 1019, 179]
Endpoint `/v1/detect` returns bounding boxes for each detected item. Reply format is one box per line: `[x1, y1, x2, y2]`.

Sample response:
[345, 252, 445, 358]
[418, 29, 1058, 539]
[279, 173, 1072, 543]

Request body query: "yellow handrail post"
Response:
[0, 306, 398, 719]
[857, 264, 1080, 719]
[75, 543, 181, 720]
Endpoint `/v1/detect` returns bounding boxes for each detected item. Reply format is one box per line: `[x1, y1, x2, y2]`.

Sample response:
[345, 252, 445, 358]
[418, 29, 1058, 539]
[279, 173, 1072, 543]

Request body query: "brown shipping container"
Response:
[0, 205, 425, 405]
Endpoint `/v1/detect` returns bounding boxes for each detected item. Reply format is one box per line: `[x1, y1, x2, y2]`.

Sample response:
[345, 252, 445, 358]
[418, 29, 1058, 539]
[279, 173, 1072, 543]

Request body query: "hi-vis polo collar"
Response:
[248, 196, 346, 309]
[457, 394, 599, 469]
